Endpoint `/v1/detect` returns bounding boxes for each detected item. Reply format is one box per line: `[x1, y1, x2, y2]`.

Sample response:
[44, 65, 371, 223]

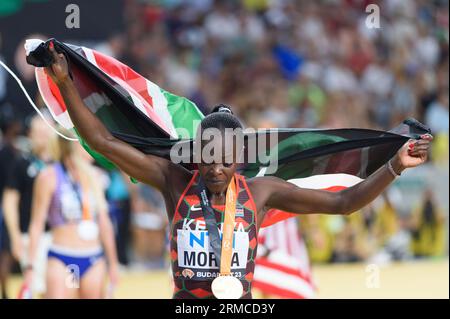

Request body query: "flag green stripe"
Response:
[242, 132, 347, 177]
[73, 128, 116, 170]
[162, 89, 204, 138]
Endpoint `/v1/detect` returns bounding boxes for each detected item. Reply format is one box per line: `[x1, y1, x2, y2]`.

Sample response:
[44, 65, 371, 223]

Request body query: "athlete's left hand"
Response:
[395, 134, 433, 172]
[109, 263, 120, 286]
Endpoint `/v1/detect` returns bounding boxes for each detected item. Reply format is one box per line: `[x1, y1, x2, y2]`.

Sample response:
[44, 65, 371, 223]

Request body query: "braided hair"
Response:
[199, 104, 243, 131]
[195, 104, 244, 164]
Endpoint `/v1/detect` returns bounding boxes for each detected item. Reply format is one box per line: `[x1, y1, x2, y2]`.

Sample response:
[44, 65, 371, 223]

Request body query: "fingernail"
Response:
[49, 41, 54, 49]
[409, 144, 414, 149]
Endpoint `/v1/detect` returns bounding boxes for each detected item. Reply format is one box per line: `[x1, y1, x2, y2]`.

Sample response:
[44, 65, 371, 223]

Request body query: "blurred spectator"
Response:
[410, 188, 446, 258]
[94, 33, 126, 60]
[129, 183, 168, 270]
[0, 118, 21, 298]
[204, 3, 240, 42]
[2, 35, 46, 121]
[332, 212, 371, 263]
[369, 190, 413, 263]
[425, 90, 449, 165]
[300, 215, 335, 264]
[288, 72, 327, 127]
[0, 34, 6, 104]
[323, 57, 358, 94]
[105, 170, 131, 266]
[425, 90, 449, 134]
[372, 192, 402, 249]
[2, 115, 52, 296]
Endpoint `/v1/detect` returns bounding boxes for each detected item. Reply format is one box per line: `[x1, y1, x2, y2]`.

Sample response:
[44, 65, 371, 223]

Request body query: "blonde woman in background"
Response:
[25, 132, 119, 298]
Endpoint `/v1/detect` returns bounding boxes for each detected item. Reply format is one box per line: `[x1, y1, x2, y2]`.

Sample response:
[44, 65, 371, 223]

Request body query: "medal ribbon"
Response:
[78, 173, 91, 221]
[220, 176, 237, 275]
[62, 163, 91, 221]
[197, 175, 238, 276]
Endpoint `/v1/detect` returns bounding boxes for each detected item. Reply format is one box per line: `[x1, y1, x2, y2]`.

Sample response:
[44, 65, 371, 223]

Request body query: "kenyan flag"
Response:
[28, 39, 430, 227]
[33, 39, 203, 168]
[239, 122, 429, 226]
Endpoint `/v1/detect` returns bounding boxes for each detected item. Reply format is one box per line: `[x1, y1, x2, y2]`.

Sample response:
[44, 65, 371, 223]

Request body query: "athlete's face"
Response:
[197, 132, 241, 195]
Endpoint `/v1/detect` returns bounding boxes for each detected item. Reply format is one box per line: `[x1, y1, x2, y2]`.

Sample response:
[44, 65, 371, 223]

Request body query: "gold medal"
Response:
[211, 177, 243, 299]
[212, 275, 244, 299]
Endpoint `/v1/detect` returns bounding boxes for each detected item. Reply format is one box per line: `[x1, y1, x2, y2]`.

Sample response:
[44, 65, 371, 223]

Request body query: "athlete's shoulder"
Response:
[166, 164, 195, 195]
[35, 165, 57, 191]
[246, 175, 286, 187]
[39, 163, 56, 178]
[247, 175, 295, 197]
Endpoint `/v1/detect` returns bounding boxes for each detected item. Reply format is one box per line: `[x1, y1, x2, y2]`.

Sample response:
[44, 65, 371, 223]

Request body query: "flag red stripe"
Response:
[90, 50, 174, 134]
[255, 257, 313, 283]
[47, 75, 67, 115]
[90, 51, 154, 106]
[262, 184, 348, 227]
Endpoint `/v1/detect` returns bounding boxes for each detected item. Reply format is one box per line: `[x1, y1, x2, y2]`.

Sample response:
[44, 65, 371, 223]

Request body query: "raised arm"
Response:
[44, 42, 174, 191]
[256, 135, 433, 215]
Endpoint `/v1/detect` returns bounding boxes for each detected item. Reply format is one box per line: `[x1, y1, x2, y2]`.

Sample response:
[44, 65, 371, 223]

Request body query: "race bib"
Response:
[177, 229, 249, 281]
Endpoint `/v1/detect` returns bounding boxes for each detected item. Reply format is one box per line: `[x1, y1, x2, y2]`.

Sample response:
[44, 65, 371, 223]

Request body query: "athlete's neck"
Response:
[208, 189, 227, 205]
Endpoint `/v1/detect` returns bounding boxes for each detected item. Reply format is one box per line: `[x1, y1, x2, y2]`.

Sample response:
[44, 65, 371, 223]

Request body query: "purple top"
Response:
[47, 163, 97, 228]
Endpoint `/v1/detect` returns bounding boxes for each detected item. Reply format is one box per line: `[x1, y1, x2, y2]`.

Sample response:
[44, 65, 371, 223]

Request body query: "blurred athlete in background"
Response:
[26, 132, 119, 298]
[3, 115, 52, 296]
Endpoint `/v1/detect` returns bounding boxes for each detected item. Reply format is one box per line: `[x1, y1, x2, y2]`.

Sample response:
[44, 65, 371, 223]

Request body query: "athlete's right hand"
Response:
[45, 41, 70, 85]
